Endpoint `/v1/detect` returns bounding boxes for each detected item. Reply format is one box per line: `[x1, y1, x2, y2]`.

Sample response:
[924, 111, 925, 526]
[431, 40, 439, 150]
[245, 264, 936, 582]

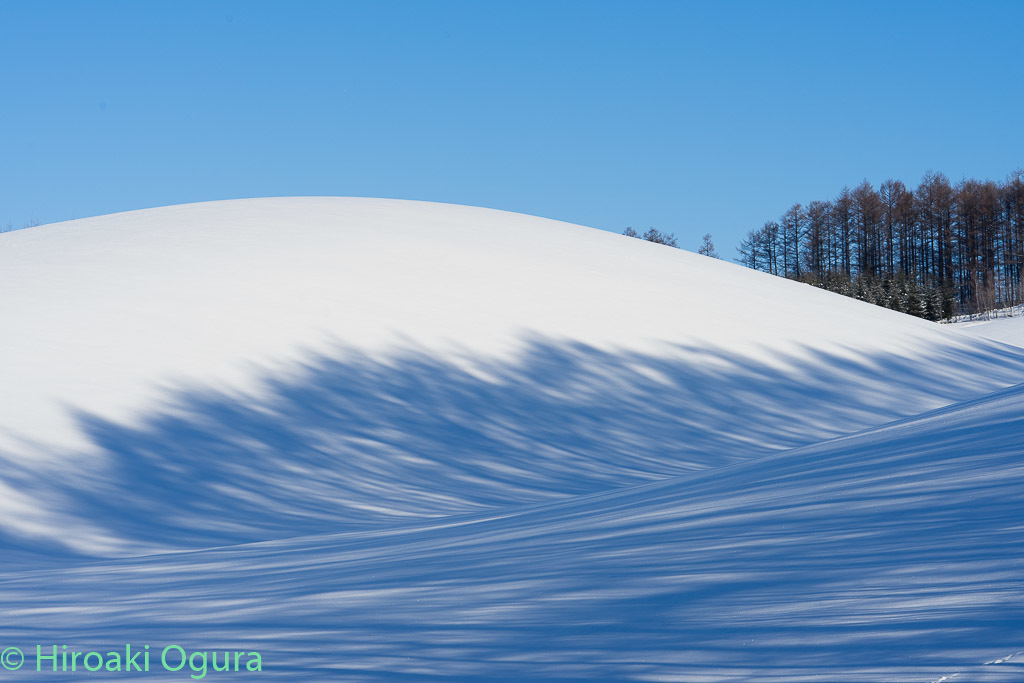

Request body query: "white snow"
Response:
[1, 198, 1023, 679]
[952, 310, 1024, 348]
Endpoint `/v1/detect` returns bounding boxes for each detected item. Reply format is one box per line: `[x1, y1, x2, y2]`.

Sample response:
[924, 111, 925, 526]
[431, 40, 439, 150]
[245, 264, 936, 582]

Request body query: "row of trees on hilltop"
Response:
[623, 227, 720, 258]
[736, 170, 1024, 320]
[1, 220, 40, 233]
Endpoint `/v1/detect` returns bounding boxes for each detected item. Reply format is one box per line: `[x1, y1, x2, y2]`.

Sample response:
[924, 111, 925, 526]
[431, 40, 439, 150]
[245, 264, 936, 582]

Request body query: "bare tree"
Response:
[622, 227, 678, 247]
[641, 228, 678, 247]
[736, 168, 1024, 319]
[697, 233, 719, 258]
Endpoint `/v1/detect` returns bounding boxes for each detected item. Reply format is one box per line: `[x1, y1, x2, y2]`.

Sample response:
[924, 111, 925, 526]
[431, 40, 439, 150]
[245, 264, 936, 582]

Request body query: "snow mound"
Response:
[2, 197, 1024, 555]
[3, 198, 1024, 680]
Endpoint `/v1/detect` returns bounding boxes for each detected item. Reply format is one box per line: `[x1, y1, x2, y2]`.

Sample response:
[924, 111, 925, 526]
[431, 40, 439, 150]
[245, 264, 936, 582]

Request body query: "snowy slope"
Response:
[2, 195, 1000, 459]
[1, 198, 1023, 681]
[1, 375, 1022, 681]
[954, 312, 1024, 348]
[2, 198, 1024, 556]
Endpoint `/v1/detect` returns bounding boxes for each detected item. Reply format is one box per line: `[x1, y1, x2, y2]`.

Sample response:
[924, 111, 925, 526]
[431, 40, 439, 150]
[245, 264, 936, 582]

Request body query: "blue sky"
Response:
[1, 0, 1022, 255]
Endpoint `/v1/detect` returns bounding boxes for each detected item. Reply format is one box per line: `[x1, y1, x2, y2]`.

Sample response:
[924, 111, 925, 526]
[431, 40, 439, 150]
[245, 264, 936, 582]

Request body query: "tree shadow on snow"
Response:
[2, 335, 1024, 557]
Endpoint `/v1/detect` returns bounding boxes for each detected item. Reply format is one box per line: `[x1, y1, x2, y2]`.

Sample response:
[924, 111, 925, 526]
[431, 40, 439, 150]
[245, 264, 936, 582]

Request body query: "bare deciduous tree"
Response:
[697, 233, 719, 259]
[736, 169, 1024, 319]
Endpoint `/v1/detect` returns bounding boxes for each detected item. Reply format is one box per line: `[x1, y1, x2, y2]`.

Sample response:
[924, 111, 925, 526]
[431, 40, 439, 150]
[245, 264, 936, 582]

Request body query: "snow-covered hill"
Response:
[1, 198, 1022, 679]
[954, 309, 1024, 348]
[3, 377, 1022, 681]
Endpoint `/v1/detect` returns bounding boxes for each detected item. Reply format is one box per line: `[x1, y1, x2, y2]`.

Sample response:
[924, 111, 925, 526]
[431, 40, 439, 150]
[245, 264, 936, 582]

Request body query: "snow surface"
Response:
[1, 198, 1023, 679]
[953, 311, 1024, 349]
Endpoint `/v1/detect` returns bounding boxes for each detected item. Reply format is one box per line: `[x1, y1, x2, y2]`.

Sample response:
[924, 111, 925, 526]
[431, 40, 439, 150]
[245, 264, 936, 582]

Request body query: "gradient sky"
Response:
[1, 0, 1022, 255]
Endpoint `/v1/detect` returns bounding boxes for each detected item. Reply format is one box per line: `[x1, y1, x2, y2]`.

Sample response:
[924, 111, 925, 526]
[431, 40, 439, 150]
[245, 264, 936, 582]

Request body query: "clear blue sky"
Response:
[1, 0, 1022, 255]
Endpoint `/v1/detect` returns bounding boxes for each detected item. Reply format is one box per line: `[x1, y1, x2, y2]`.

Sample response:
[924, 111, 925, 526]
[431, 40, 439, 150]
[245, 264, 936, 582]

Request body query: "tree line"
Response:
[1, 219, 40, 233]
[736, 170, 1024, 320]
[623, 227, 720, 258]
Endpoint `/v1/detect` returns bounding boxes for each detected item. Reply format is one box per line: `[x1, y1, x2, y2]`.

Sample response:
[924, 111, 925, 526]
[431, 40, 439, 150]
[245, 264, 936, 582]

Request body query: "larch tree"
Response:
[697, 233, 719, 259]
